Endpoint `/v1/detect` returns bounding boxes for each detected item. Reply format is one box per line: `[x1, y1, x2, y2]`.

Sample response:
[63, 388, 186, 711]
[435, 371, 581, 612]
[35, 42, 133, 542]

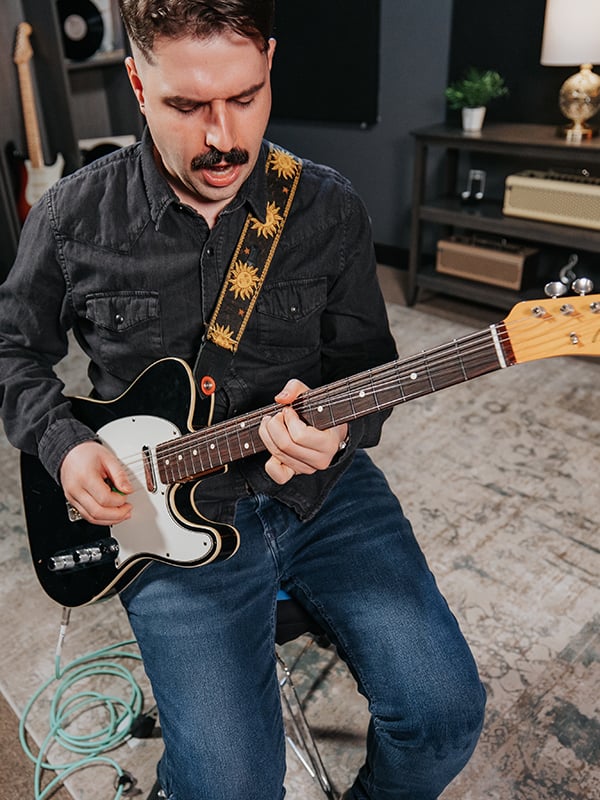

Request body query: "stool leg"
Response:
[277, 652, 337, 799]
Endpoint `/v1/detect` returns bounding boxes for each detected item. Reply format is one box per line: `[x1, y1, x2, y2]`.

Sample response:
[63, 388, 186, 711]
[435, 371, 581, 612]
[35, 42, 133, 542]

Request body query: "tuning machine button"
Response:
[572, 277, 594, 295]
[544, 281, 568, 298]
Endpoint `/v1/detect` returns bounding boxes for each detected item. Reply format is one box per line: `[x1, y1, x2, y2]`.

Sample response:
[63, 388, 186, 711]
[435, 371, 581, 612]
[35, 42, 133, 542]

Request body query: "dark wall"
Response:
[448, 0, 573, 126]
[267, 0, 454, 256]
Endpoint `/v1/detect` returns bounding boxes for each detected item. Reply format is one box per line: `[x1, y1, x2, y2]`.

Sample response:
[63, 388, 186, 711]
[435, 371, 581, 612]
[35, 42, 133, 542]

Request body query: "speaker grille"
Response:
[504, 172, 600, 230]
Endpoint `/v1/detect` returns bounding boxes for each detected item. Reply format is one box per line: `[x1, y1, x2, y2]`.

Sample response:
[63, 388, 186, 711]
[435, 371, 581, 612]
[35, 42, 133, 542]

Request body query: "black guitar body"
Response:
[21, 359, 240, 607]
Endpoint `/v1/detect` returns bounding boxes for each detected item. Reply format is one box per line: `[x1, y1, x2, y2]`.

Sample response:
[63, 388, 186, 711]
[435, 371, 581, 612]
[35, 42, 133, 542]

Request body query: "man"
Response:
[0, 1, 486, 797]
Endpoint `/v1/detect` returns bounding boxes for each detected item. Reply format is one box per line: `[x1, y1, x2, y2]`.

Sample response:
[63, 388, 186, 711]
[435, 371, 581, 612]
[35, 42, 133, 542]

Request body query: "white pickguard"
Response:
[97, 415, 218, 567]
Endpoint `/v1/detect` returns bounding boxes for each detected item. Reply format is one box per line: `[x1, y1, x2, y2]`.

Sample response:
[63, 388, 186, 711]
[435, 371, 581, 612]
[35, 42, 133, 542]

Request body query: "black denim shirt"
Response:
[0, 129, 397, 522]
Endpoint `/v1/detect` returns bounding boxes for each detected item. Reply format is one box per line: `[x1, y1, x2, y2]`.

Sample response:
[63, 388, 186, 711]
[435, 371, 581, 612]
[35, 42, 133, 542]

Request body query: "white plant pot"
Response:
[462, 106, 486, 133]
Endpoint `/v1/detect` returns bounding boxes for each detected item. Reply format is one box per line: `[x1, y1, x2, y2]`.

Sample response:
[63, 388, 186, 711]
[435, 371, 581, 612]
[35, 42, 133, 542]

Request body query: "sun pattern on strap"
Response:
[205, 146, 303, 353]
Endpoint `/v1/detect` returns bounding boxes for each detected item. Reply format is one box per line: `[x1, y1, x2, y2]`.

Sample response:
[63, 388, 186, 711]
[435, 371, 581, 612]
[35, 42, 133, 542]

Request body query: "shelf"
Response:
[66, 49, 127, 71]
[414, 264, 522, 310]
[419, 197, 600, 250]
[408, 123, 600, 309]
[413, 122, 600, 163]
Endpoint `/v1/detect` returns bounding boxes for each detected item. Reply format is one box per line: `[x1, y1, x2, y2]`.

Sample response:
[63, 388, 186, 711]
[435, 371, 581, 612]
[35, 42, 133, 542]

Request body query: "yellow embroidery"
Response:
[228, 260, 260, 300]
[207, 323, 236, 351]
[250, 201, 283, 239]
[268, 149, 300, 180]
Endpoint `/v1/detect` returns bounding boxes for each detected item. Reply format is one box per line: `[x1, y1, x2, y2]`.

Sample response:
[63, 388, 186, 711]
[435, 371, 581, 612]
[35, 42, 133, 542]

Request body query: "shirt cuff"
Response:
[38, 417, 100, 484]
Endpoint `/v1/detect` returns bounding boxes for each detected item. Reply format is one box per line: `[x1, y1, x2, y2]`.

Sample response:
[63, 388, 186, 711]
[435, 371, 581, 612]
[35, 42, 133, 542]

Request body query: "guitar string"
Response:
[111, 313, 568, 482]
[114, 326, 499, 470]
[111, 306, 596, 484]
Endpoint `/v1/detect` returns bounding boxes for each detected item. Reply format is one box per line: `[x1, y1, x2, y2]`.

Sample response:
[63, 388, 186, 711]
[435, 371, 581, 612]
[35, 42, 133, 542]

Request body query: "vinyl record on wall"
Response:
[56, 0, 105, 61]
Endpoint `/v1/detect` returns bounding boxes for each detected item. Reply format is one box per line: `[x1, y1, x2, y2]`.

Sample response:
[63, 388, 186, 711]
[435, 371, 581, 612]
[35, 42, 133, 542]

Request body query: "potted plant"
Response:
[445, 68, 508, 132]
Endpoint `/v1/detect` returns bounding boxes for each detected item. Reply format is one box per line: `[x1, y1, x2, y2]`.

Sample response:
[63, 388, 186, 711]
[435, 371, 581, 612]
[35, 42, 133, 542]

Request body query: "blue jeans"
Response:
[120, 451, 486, 799]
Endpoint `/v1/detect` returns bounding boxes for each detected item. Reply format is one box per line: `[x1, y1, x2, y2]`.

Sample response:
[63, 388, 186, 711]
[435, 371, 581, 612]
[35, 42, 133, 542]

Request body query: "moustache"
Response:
[191, 147, 250, 170]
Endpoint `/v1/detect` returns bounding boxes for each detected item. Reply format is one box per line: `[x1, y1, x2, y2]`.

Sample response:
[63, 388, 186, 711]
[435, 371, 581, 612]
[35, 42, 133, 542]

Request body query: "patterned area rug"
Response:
[0, 301, 598, 799]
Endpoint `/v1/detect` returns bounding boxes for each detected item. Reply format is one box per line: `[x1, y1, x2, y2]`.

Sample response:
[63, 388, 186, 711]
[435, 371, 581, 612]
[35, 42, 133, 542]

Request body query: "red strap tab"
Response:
[200, 375, 216, 396]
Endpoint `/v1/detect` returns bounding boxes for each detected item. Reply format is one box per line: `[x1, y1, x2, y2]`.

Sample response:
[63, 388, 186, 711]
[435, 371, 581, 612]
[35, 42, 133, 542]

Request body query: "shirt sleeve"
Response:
[0, 197, 97, 482]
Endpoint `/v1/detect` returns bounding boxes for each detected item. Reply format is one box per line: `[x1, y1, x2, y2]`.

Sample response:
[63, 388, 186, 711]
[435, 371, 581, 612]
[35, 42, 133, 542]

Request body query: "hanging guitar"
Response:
[21, 290, 600, 607]
[12, 22, 65, 222]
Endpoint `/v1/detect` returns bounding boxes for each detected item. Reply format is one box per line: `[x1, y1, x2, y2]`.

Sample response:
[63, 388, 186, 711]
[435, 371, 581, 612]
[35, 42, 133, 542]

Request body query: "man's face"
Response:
[126, 31, 275, 219]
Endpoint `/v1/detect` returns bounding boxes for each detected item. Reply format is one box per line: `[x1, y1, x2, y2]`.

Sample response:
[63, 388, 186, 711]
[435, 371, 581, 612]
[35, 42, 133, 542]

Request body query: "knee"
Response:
[378, 670, 486, 756]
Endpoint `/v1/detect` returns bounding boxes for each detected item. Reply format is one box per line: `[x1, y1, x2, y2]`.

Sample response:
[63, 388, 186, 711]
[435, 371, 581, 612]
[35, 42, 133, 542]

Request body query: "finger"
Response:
[274, 378, 309, 405]
[264, 455, 296, 485]
[66, 493, 132, 526]
[65, 477, 133, 524]
[259, 413, 318, 475]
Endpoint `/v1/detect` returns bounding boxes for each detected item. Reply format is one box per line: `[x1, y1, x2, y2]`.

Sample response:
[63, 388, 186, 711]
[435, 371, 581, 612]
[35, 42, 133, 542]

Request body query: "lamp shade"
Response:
[541, 0, 600, 65]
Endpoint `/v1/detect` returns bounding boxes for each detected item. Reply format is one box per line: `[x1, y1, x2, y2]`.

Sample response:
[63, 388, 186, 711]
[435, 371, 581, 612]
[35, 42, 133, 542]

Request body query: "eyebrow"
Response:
[165, 80, 266, 106]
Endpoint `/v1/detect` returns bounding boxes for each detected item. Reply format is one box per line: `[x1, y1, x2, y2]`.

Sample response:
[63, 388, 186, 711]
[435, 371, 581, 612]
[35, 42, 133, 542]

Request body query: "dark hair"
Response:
[118, 0, 275, 59]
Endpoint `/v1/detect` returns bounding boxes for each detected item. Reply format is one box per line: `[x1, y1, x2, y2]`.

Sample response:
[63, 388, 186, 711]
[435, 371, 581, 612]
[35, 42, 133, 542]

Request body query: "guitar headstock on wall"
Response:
[13, 22, 34, 67]
[503, 282, 600, 365]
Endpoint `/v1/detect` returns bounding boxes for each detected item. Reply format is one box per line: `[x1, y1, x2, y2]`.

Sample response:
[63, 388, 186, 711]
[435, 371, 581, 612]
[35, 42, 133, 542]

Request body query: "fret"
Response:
[423, 352, 436, 392]
[458, 331, 503, 379]
[454, 339, 469, 382]
[327, 376, 357, 425]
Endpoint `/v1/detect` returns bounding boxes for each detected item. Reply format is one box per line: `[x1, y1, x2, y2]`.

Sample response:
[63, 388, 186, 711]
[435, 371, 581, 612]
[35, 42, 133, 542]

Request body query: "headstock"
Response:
[503, 292, 600, 364]
[14, 22, 34, 66]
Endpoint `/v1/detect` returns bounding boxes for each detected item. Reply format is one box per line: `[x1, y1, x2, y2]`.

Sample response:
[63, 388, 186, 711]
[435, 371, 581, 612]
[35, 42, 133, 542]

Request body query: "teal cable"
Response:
[19, 637, 145, 800]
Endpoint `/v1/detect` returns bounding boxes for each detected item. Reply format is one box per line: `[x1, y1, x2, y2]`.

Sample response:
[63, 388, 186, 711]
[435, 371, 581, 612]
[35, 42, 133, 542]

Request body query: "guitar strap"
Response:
[193, 145, 303, 399]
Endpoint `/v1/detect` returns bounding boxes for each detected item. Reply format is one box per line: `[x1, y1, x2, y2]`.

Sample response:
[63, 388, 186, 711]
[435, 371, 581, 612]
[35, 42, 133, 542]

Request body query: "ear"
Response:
[125, 56, 146, 113]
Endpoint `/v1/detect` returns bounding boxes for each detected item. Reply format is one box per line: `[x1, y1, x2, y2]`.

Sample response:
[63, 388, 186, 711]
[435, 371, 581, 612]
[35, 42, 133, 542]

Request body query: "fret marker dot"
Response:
[359, 390, 366, 398]
[210, 444, 215, 450]
[165, 459, 170, 465]
[317, 405, 323, 413]
[192, 449, 198, 456]
[178, 455, 183, 461]
[244, 443, 250, 450]
[410, 372, 418, 380]
[240, 422, 246, 429]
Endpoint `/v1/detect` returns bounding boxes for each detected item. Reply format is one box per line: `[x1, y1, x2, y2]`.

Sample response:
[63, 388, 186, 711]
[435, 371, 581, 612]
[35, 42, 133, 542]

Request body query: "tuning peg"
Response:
[572, 277, 594, 295]
[544, 281, 568, 298]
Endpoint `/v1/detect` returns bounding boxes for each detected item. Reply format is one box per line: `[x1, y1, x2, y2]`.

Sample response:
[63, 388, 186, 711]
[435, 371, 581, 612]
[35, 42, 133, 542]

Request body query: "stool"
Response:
[146, 590, 337, 799]
[276, 589, 336, 798]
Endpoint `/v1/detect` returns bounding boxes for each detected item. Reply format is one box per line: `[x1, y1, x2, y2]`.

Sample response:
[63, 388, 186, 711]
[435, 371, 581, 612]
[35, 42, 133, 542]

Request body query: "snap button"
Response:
[114, 313, 125, 326]
[205, 246, 214, 257]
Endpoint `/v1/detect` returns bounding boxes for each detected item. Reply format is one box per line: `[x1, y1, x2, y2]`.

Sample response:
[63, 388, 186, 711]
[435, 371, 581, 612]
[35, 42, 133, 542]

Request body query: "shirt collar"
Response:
[140, 128, 271, 229]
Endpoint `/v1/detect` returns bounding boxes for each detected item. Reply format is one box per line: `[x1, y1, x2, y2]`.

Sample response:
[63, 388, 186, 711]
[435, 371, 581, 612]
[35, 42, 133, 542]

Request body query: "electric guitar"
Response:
[13, 22, 64, 222]
[21, 294, 600, 607]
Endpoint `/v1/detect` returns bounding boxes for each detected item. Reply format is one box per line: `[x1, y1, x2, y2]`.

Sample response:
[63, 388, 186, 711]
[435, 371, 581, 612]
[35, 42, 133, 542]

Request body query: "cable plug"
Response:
[129, 705, 158, 739]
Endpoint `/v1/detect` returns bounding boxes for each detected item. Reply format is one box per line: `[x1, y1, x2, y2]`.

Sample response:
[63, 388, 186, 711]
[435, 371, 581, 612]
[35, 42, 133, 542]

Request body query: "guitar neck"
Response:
[156, 323, 511, 484]
[17, 61, 44, 168]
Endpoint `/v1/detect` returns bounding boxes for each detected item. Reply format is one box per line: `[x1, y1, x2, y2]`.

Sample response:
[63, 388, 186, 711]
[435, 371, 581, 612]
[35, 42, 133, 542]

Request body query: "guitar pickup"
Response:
[47, 538, 120, 572]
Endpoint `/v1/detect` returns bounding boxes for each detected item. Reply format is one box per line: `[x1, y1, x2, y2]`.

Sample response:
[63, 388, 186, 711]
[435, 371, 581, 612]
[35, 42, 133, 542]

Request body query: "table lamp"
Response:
[541, 0, 600, 140]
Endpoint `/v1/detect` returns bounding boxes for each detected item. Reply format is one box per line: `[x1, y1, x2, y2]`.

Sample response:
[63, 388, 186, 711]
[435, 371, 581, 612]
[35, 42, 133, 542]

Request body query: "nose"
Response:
[204, 102, 235, 154]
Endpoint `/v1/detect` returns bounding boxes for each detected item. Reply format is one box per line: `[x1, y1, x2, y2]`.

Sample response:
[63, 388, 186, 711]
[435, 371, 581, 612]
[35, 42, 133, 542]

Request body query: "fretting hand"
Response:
[258, 379, 348, 485]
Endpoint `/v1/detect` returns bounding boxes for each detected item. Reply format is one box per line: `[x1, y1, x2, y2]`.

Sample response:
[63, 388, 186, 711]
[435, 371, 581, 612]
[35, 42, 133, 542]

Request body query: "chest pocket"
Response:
[85, 291, 164, 380]
[255, 277, 326, 364]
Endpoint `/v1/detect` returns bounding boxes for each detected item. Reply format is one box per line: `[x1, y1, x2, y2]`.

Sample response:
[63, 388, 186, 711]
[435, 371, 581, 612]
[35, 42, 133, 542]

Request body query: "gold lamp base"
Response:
[557, 64, 600, 142]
